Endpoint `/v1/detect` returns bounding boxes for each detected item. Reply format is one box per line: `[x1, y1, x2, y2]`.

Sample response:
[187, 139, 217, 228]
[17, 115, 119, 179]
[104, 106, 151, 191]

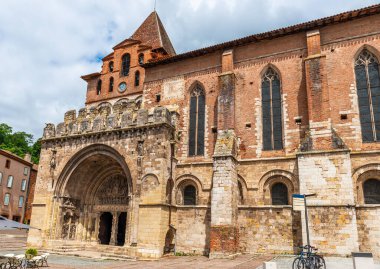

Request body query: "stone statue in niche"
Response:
[137, 141, 144, 156]
[50, 149, 57, 169]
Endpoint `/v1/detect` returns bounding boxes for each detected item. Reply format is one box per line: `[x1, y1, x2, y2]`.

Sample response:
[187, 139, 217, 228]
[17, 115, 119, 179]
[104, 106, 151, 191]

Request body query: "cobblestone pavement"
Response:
[2, 231, 380, 268]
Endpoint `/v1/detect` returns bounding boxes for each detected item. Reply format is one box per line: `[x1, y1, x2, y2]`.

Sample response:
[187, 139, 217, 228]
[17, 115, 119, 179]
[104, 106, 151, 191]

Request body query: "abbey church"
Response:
[29, 5, 380, 259]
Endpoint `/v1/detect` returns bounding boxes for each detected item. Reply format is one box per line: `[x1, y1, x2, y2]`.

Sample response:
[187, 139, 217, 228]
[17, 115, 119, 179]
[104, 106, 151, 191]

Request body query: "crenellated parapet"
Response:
[43, 105, 174, 140]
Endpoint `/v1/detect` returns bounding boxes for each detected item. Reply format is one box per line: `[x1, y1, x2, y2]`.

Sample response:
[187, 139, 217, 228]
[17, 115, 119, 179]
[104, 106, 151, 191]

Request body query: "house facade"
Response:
[28, 5, 380, 259]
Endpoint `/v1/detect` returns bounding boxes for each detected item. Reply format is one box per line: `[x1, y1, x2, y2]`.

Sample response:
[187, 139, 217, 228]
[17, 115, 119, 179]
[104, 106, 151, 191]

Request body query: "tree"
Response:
[0, 123, 41, 164]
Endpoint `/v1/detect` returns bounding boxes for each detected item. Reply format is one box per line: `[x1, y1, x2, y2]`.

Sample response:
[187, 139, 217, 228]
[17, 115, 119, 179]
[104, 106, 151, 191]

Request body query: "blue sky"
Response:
[0, 0, 378, 139]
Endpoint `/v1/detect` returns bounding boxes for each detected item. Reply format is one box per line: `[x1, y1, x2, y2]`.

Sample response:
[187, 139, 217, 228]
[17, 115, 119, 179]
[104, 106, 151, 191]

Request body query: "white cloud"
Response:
[0, 0, 378, 139]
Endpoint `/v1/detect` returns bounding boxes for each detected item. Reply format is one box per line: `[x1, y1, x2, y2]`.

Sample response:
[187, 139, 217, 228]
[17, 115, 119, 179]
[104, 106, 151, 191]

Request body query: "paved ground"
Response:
[2, 230, 380, 268]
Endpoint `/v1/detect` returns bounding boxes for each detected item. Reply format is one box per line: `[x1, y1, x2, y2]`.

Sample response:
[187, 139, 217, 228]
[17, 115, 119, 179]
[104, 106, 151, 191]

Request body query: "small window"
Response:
[0, 172, 2, 185]
[109, 61, 114, 72]
[5, 160, 10, 168]
[18, 196, 24, 208]
[4, 193, 10, 206]
[183, 185, 196, 205]
[138, 53, 144, 65]
[109, 77, 114, 92]
[121, 53, 131, 76]
[23, 167, 29, 176]
[7, 175, 13, 188]
[135, 71, 140, 87]
[363, 179, 380, 204]
[271, 183, 289, 205]
[97, 79, 102, 95]
[21, 179, 27, 191]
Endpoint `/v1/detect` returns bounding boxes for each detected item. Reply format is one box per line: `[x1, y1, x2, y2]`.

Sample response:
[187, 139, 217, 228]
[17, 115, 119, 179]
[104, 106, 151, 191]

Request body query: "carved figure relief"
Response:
[96, 175, 129, 205]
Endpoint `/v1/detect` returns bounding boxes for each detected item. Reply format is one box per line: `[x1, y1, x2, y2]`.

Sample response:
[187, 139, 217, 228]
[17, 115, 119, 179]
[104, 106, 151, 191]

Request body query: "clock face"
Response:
[118, 82, 127, 93]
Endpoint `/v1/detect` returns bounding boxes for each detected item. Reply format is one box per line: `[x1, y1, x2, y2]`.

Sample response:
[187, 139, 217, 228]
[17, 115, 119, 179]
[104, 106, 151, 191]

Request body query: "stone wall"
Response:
[238, 207, 302, 254]
[175, 207, 210, 255]
[356, 206, 380, 258]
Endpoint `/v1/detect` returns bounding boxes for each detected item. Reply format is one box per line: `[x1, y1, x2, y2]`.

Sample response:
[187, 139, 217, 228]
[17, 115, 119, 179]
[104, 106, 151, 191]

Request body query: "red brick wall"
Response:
[24, 166, 37, 223]
[144, 13, 380, 160]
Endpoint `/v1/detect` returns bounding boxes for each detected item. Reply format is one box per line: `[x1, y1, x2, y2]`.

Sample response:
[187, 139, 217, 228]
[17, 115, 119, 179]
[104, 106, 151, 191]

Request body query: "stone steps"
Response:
[100, 253, 136, 261]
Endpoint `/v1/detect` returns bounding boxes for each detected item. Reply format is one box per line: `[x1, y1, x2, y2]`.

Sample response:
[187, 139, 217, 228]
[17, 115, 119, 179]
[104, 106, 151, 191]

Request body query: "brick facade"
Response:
[29, 5, 380, 259]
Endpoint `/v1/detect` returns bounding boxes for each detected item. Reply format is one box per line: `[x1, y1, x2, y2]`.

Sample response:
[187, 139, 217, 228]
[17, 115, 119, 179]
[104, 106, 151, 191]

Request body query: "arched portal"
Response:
[54, 144, 133, 246]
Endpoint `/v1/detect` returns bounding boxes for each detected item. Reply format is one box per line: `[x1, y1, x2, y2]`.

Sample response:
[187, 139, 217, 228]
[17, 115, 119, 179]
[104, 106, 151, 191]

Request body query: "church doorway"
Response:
[99, 212, 113, 245]
[117, 212, 127, 246]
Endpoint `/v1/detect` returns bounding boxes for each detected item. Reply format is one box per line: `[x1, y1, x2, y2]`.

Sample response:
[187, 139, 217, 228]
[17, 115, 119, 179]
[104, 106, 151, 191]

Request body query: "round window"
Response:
[118, 82, 127, 93]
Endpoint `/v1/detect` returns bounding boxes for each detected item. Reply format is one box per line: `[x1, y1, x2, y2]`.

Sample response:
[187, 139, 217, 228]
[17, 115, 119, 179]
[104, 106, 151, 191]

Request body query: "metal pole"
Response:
[304, 196, 310, 247]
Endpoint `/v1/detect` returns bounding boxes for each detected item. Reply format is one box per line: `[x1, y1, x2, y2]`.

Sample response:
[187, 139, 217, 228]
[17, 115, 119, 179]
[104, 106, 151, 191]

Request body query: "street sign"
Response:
[292, 194, 305, 211]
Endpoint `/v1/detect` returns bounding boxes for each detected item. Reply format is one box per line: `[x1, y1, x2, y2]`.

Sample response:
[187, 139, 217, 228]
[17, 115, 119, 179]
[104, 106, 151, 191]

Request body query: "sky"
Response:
[0, 0, 379, 139]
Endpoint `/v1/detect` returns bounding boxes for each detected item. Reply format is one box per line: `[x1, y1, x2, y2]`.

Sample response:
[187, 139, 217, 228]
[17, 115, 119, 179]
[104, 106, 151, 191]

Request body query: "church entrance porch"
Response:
[50, 145, 134, 250]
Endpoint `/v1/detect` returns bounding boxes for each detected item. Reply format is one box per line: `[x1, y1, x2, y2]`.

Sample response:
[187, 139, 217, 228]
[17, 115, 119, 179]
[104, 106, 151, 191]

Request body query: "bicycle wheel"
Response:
[293, 257, 306, 269]
[315, 255, 326, 269]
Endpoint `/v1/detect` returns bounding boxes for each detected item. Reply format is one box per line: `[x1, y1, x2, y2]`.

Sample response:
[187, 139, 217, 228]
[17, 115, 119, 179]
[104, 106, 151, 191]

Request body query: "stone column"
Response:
[129, 196, 139, 246]
[110, 212, 119, 246]
[76, 213, 84, 241]
[210, 130, 239, 259]
[209, 50, 239, 258]
[93, 213, 100, 243]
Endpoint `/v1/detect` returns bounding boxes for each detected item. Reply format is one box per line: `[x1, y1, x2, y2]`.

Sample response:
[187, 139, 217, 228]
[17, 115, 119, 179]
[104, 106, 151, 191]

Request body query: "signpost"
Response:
[292, 193, 316, 246]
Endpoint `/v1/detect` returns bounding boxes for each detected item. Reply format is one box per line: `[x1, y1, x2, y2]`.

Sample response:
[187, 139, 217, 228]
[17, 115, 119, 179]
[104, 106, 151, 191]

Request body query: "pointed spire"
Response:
[131, 11, 176, 56]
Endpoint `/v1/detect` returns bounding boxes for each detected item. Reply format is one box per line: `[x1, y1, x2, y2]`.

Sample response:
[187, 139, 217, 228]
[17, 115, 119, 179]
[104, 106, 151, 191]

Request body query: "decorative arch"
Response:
[353, 163, 380, 204]
[354, 46, 380, 142]
[141, 173, 160, 196]
[259, 64, 282, 82]
[237, 175, 248, 205]
[175, 174, 202, 205]
[97, 102, 112, 116]
[259, 170, 296, 205]
[55, 144, 133, 198]
[353, 44, 380, 63]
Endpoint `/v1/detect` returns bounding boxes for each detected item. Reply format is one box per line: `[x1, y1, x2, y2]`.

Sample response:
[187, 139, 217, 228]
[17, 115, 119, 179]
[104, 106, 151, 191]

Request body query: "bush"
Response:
[25, 248, 38, 256]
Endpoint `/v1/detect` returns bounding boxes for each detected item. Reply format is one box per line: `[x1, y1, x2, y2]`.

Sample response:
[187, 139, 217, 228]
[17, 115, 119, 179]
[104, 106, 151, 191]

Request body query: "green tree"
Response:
[0, 123, 41, 164]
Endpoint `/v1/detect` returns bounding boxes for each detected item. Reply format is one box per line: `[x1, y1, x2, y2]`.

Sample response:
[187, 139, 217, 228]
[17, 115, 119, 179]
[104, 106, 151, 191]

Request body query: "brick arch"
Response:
[259, 170, 297, 205]
[259, 63, 283, 84]
[353, 163, 380, 204]
[174, 174, 202, 205]
[187, 80, 206, 96]
[353, 44, 380, 62]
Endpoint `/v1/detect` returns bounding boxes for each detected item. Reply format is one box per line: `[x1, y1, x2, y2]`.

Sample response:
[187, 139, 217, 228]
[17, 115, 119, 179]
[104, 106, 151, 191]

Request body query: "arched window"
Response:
[109, 61, 114, 72]
[183, 185, 196, 205]
[355, 49, 380, 142]
[138, 53, 144, 65]
[135, 71, 140, 86]
[96, 80, 102, 95]
[363, 179, 380, 204]
[188, 85, 205, 156]
[109, 77, 114, 92]
[271, 183, 288, 205]
[262, 67, 283, 150]
[121, 53, 130, 76]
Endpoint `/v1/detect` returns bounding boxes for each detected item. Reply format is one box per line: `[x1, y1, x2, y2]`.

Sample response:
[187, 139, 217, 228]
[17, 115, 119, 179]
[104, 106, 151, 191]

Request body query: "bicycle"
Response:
[292, 245, 326, 269]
